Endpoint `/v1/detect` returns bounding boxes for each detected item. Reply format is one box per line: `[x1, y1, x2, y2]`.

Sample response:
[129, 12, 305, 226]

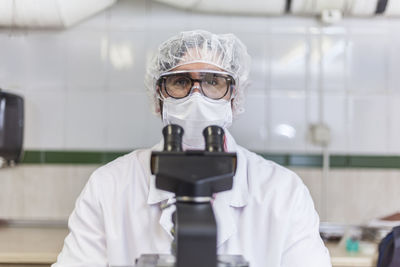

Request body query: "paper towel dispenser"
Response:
[0, 89, 24, 167]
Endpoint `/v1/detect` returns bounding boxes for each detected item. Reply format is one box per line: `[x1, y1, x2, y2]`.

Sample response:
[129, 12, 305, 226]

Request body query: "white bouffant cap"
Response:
[144, 29, 251, 116]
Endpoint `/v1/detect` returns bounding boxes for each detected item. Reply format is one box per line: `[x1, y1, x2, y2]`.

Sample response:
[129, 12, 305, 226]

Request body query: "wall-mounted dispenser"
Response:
[0, 89, 24, 167]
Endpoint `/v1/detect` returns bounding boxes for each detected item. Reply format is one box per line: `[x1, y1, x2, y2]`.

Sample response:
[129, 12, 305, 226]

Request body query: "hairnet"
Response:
[144, 30, 251, 116]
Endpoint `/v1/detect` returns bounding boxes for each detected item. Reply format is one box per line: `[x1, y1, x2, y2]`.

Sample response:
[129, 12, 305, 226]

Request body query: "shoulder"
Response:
[238, 145, 303, 187]
[87, 148, 153, 192]
[236, 145, 307, 204]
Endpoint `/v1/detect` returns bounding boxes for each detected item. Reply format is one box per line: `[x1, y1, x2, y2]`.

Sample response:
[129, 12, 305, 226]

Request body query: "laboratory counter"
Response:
[0, 225, 68, 267]
[0, 225, 377, 267]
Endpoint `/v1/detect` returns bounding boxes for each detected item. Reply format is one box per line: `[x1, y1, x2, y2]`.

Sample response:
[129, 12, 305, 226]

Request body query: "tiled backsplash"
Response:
[1, 164, 399, 224]
[297, 167, 400, 224]
[0, 164, 96, 220]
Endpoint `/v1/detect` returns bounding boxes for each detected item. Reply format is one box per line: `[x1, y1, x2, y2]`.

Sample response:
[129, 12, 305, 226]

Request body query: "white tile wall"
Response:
[108, 0, 148, 31]
[270, 34, 308, 90]
[25, 32, 67, 91]
[268, 90, 307, 152]
[388, 34, 400, 94]
[388, 95, 400, 154]
[323, 92, 349, 153]
[234, 32, 270, 94]
[230, 16, 269, 34]
[106, 31, 147, 91]
[105, 91, 162, 150]
[230, 93, 268, 151]
[347, 33, 388, 93]
[304, 91, 321, 152]
[185, 11, 232, 33]
[24, 90, 66, 149]
[1, 0, 400, 154]
[65, 91, 107, 149]
[66, 31, 108, 90]
[0, 32, 29, 91]
[320, 35, 347, 91]
[148, 1, 192, 31]
[308, 34, 321, 90]
[348, 93, 389, 154]
[73, 5, 108, 31]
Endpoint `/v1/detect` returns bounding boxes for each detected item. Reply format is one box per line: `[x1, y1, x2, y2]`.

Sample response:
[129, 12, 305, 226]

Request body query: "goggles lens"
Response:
[158, 71, 235, 100]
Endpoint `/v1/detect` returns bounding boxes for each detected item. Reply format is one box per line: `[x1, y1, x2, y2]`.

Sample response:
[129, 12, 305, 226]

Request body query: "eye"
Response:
[210, 79, 219, 86]
[173, 77, 189, 87]
[205, 76, 225, 88]
[204, 75, 219, 86]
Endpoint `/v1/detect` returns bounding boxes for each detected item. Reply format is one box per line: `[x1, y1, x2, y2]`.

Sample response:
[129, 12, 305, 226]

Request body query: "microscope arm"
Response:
[175, 202, 217, 267]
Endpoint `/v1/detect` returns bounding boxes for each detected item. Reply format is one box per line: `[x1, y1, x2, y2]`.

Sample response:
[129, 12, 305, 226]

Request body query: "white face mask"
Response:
[162, 93, 233, 149]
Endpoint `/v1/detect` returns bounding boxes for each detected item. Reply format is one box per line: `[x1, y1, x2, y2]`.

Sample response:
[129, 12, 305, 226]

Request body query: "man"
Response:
[53, 30, 331, 267]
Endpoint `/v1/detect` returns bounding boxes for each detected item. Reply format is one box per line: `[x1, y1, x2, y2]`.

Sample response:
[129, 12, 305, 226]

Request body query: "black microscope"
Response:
[134, 124, 249, 267]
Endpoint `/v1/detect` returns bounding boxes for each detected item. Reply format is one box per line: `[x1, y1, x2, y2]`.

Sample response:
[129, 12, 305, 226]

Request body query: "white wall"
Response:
[1, 0, 400, 154]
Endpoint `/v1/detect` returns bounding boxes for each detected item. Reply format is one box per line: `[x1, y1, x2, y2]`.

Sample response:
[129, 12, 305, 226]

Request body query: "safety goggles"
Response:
[157, 70, 236, 100]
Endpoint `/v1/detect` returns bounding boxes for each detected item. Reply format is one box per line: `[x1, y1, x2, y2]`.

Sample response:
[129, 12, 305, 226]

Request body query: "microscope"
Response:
[134, 124, 249, 267]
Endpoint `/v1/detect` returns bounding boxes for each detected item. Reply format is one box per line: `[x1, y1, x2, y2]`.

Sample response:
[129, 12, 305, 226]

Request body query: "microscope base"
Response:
[134, 254, 249, 267]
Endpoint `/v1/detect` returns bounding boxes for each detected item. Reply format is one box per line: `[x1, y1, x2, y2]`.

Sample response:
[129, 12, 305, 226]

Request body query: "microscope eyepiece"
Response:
[203, 126, 225, 152]
[162, 124, 184, 152]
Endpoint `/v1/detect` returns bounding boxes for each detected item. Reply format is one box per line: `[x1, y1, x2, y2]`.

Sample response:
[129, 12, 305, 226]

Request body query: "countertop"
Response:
[0, 225, 68, 264]
[326, 242, 377, 267]
[0, 225, 378, 266]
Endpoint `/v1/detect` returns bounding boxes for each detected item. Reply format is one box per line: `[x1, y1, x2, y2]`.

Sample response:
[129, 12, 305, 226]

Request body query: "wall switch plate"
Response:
[320, 9, 343, 24]
[309, 123, 331, 147]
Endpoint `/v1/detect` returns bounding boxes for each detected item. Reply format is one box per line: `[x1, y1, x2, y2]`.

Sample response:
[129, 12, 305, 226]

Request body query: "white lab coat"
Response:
[53, 131, 331, 267]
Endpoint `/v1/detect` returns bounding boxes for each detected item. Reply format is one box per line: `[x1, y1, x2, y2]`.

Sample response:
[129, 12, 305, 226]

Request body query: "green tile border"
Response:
[348, 156, 400, 168]
[19, 150, 400, 169]
[21, 150, 126, 164]
[22, 151, 45, 163]
[260, 153, 400, 168]
[262, 154, 288, 166]
[289, 155, 323, 167]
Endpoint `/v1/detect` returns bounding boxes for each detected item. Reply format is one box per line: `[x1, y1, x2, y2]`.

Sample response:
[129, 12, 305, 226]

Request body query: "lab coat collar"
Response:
[224, 130, 249, 208]
[146, 129, 249, 208]
[146, 141, 175, 205]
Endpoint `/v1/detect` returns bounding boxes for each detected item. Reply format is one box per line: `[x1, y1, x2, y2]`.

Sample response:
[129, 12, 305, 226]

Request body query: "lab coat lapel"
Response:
[213, 130, 249, 247]
[146, 140, 176, 239]
[224, 130, 249, 208]
[147, 173, 174, 205]
[146, 139, 173, 205]
[149, 173, 175, 240]
[213, 191, 237, 247]
[158, 198, 176, 240]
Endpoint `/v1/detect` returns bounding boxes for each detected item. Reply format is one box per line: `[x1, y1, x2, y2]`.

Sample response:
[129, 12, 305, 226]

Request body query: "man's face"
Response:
[158, 62, 235, 101]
